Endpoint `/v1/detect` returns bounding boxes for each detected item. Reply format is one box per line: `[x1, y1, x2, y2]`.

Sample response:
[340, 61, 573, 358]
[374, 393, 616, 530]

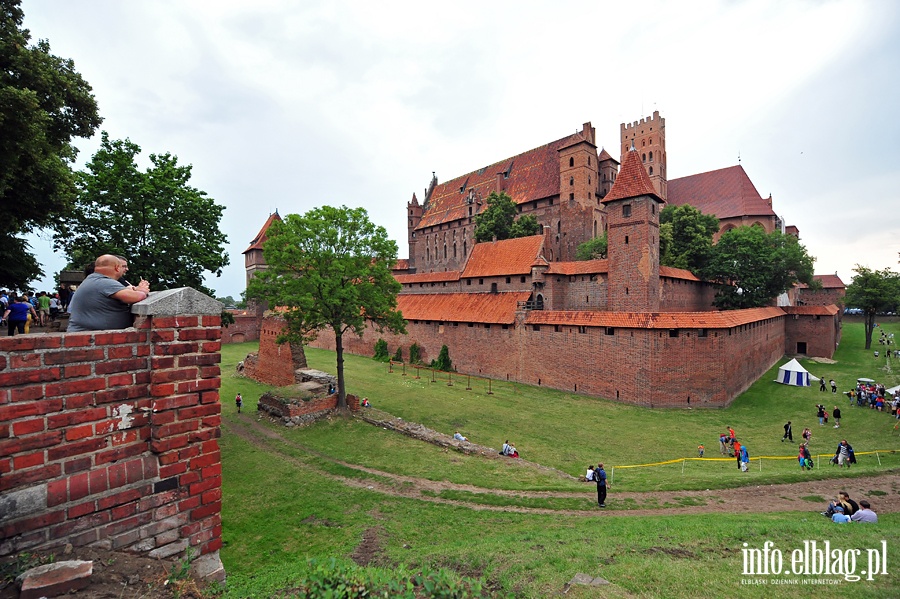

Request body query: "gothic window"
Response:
[557, 221, 561, 233]
[649, 166, 654, 175]
[593, 220, 597, 237]
[453, 243, 457, 258]
[642, 140, 645, 147]
[649, 151, 653, 161]
[443, 244, 447, 259]
[536, 294, 545, 310]
[642, 153, 646, 162]
[569, 157, 574, 167]
[426, 248, 430, 262]
[569, 177, 574, 186]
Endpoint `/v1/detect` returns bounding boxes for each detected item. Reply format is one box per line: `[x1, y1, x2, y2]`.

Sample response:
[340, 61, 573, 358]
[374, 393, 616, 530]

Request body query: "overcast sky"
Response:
[21, 0, 900, 299]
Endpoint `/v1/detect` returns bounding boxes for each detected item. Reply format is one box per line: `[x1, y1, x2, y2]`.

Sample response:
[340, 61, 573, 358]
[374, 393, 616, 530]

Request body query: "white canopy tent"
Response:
[775, 358, 816, 387]
[887, 384, 900, 396]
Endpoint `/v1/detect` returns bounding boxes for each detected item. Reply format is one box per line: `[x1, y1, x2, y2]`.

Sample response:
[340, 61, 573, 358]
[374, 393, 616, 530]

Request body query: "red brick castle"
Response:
[245, 112, 843, 407]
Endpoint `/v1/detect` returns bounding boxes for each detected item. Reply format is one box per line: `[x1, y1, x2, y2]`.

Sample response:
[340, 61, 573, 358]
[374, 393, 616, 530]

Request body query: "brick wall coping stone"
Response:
[131, 287, 223, 316]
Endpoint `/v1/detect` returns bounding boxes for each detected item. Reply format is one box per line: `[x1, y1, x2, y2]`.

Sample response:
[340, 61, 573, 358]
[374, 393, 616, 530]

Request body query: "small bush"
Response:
[392, 346, 403, 362]
[431, 345, 453, 371]
[373, 338, 389, 362]
[409, 343, 421, 364]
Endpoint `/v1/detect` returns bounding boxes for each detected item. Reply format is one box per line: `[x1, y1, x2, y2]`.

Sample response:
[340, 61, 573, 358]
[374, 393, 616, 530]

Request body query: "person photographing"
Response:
[68, 254, 151, 332]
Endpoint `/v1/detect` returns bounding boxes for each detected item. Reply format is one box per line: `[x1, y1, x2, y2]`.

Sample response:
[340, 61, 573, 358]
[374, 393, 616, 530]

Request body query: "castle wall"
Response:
[783, 312, 840, 359]
[242, 315, 307, 387]
[659, 278, 717, 311]
[301, 310, 785, 407]
[221, 311, 261, 344]
[799, 287, 845, 307]
[0, 289, 223, 574]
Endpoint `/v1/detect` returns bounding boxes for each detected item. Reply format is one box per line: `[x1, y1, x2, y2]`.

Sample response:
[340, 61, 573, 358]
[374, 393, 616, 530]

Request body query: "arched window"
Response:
[642, 153, 646, 162]
[569, 176, 574, 186]
[536, 294, 545, 310]
[593, 220, 598, 237]
[443, 244, 447, 259]
[649, 166, 654, 175]
[426, 248, 430, 262]
[649, 151, 653, 161]
[453, 242, 457, 258]
[569, 157, 574, 167]
[463, 240, 467, 256]
[557, 221, 561, 233]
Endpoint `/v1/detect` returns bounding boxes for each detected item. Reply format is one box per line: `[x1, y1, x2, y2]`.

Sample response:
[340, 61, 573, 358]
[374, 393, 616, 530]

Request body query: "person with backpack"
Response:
[235, 393, 243, 413]
[593, 463, 609, 508]
[799, 443, 812, 471]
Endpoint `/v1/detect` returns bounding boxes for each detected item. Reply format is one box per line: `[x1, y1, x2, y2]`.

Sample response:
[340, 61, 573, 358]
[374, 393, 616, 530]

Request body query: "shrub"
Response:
[409, 342, 421, 364]
[373, 338, 389, 362]
[392, 346, 403, 362]
[431, 345, 453, 371]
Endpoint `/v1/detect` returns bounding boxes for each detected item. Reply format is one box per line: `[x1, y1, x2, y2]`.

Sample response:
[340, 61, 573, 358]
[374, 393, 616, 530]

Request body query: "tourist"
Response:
[822, 491, 858, 517]
[733, 440, 742, 470]
[832, 405, 841, 428]
[584, 465, 595, 482]
[834, 440, 855, 468]
[802, 427, 812, 444]
[719, 433, 729, 455]
[235, 393, 243, 413]
[593, 463, 609, 508]
[799, 443, 812, 471]
[67, 254, 151, 332]
[781, 420, 793, 442]
[3, 295, 38, 336]
[697, 444, 704, 457]
[850, 500, 878, 523]
[453, 431, 468, 442]
[820, 377, 827, 392]
[816, 404, 826, 426]
[739, 443, 750, 472]
[831, 505, 850, 524]
[830, 379, 837, 393]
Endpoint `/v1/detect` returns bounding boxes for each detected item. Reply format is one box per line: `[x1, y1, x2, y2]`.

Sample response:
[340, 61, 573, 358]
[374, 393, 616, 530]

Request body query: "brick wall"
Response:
[301, 309, 785, 407]
[221, 311, 261, 344]
[257, 392, 359, 419]
[0, 288, 225, 579]
[241, 314, 308, 386]
[783, 312, 840, 358]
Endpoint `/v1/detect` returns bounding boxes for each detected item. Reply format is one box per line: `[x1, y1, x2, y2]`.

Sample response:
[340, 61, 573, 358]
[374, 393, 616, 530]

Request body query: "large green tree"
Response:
[659, 204, 719, 273]
[703, 226, 816, 309]
[844, 266, 900, 349]
[52, 133, 229, 296]
[473, 191, 541, 242]
[246, 206, 406, 408]
[0, 0, 102, 288]
[575, 233, 608, 261]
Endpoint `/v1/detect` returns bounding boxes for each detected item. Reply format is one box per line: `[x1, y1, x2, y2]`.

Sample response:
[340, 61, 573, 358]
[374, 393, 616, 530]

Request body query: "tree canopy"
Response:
[52, 133, 229, 296]
[844, 266, 900, 349]
[246, 206, 406, 408]
[703, 226, 816, 309]
[0, 0, 102, 288]
[473, 191, 541, 242]
[659, 204, 719, 273]
[575, 233, 608, 261]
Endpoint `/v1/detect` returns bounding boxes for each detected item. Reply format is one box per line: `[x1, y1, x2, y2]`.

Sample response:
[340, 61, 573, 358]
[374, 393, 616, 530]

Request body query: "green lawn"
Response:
[217, 319, 900, 598]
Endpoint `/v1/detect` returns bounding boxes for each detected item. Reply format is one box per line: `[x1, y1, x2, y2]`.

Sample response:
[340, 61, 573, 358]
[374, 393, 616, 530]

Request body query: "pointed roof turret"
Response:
[410, 192, 419, 206]
[597, 147, 618, 164]
[243, 211, 282, 254]
[602, 146, 660, 203]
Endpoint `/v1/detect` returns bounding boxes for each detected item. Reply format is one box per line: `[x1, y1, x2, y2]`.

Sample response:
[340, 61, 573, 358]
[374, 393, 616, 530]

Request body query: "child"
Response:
[235, 393, 243, 413]
[697, 444, 705, 457]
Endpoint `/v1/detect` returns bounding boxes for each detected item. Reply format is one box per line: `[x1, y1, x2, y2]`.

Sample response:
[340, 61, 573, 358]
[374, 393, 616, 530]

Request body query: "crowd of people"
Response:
[1, 254, 151, 336]
[847, 380, 900, 416]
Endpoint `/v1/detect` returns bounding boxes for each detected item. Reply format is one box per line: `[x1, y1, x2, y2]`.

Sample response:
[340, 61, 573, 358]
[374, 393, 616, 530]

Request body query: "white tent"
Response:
[887, 384, 900, 396]
[775, 358, 815, 386]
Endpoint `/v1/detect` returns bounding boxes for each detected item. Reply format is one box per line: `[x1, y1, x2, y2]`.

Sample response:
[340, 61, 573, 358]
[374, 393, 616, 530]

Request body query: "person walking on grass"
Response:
[235, 393, 243, 413]
[593, 463, 609, 508]
[782, 420, 793, 442]
[833, 406, 842, 428]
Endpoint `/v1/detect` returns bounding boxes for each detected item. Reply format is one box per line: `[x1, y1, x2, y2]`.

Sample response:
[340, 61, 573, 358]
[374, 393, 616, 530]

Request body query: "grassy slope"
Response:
[218, 320, 900, 598]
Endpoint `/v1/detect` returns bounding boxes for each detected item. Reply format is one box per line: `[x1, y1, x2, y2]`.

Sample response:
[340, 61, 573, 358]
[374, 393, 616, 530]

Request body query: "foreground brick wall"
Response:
[0, 288, 224, 576]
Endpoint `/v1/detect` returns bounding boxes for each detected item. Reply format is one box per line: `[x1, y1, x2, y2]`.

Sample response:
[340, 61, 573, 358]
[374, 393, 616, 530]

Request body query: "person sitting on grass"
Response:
[584, 465, 595, 482]
[453, 431, 468, 442]
[831, 505, 850, 524]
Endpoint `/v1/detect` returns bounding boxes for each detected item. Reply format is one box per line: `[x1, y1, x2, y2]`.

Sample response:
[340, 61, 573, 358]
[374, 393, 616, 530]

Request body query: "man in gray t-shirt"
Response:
[68, 255, 151, 332]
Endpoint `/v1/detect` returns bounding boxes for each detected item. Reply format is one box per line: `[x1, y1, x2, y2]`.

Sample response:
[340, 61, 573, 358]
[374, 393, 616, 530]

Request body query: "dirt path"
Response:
[224, 413, 900, 517]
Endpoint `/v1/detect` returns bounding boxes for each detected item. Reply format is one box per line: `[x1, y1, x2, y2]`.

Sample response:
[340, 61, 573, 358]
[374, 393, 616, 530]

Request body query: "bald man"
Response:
[67, 255, 151, 332]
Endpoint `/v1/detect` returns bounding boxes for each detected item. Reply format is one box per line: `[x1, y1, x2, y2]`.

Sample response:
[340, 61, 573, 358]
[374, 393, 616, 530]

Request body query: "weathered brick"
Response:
[177, 403, 219, 421]
[95, 358, 148, 375]
[44, 377, 106, 397]
[0, 367, 61, 387]
[10, 352, 42, 368]
[63, 334, 93, 347]
[64, 457, 92, 475]
[68, 499, 97, 519]
[153, 316, 199, 328]
[60, 364, 93, 378]
[106, 373, 134, 387]
[48, 479, 68, 507]
[43, 348, 105, 365]
[155, 342, 200, 356]
[151, 394, 199, 413]
[47, 437, 107, 462]
[64, 393, 95, 409]
[69, 472, 90, 501]
[151, 330, 176, 343]
[150, 383, 176, 397]
[0, 430, 64, 456]
[0, 336, 62, 351]
[159, 462, 187, 479]
[48, 407, 107, 429]
[95, 441, 147, 466]
[93, 331, 144, 345]
[179, 328, 221, 341]
[153, 420, 199, 439]
[0, 462, 61, 492]
[9, 385, 44, 402]
[66, 424, 94, 441]
[12, 418, 45, 436]
[189, 476, 220, 497]
[13, 451, 45, 469]
[177, 353, 221, 367]
[1, 509, 65, 539]
[189, 451, 220, 470]
[176, 378, 219, 393]
[107, 345, 136, 359]
[190, 500, 221, 521]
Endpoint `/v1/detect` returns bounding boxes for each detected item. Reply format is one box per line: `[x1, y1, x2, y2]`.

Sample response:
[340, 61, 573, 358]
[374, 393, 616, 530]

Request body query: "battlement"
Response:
[621, 110, 665, 134]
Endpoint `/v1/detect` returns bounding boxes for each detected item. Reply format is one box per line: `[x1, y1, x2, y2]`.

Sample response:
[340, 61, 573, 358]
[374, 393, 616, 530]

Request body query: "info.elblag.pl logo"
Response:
[742, 540, 888, 582]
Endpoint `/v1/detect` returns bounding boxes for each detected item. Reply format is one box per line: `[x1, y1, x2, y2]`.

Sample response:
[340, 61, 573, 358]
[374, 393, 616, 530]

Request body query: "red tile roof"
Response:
[547, 260, 608, 275]
[667, 165, 775, 219]
[602, 147, 660, 203]
[395, 271, 461, 284]
[659, 266, 701, 281]
[461, 235, 545, 278]
[392, 259, 410, 272]
[524, 306, 784, 329]
[812, 274, 845, 289]
[398, 291, 531, 324]
[416, 129, 593, 230]
[597, 147, 618, 163]
[243, 212, 282, 253]
[782, 305, 839, 316]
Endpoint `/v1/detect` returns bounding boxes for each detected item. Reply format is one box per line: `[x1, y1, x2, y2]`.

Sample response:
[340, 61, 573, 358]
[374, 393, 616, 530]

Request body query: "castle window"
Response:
[479, 278, 484, 285]
[485, 324, 491, 329]
[605, 327, 614, 335]
[569, 193, 574, 200]
[468, 206, 472, 216]
[588, 176, 591, 185]
[669, 329, 679, 338]
[642, 153, 646, 162]
[467, 279, 472, 286]
[570, 177, 574, 186]
[649, 167, 653, 175]
[554, 325, 561, 333]
[557, 221, 561, 233]
[468, 323, 474, 327]
[521, 276, 526, 283]
[491, 283, 498, 293]
[623, 204, 631, 217]
[549, 198, 554, 206]
[625, 235, 629, 244]
[652, 203, 656, 214]
[443, 244, 447, 259]
[533, 325, 541, 331]
[579, 326, 586, 334]
[506, 277, 511, 284]
[698, 328, 708, 338]
[642, 140, 646, 147]
[649, 151, 653, 161]
[502, 324, 508, 329]
[453, 243, 457, 258]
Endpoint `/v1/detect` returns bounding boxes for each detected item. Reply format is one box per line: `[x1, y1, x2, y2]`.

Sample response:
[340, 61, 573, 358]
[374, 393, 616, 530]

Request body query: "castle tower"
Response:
[407, 192, 423, 271]
[556, 122, 602, 261]
[620, 110, 667, 201]
[597, 147, 619, 199]
[602, 145, 664, 312]
[243, 211, 282, 287]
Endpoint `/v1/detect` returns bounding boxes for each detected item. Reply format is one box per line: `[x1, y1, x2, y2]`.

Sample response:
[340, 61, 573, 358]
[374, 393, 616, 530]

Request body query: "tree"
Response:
[659, 205, 719, 273]
[703, 226, 816, 309]
[0, 0, 102, 288]
[246, 206, 406, 409]
[575, 233, 608, 261]
[373, 338, 389, 361]
[844, 266, 900, 349]
[473, 191, 541, 242]
[52, 133, 229, 296]
[431, 345, 453, 371]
